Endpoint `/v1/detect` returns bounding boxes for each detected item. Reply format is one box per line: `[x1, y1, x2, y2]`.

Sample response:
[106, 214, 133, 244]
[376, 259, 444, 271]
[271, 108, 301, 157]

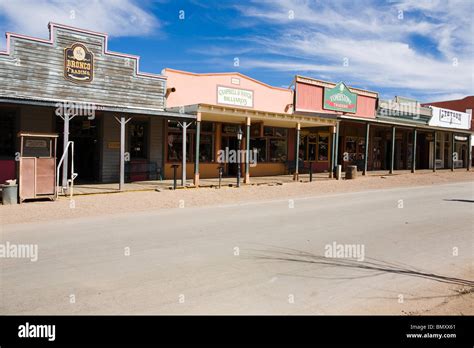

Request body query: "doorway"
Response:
[221, 135, 238, 176]
[56, 116, 101, 183]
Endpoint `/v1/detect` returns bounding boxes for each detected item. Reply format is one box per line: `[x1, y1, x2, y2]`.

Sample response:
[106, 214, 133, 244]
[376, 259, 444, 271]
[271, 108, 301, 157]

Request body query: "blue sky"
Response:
[0, 0, 472, 102]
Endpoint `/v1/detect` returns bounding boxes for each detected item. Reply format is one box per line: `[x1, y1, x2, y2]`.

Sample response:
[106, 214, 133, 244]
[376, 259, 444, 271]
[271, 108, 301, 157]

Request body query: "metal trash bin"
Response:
[1, 184, 18, 205]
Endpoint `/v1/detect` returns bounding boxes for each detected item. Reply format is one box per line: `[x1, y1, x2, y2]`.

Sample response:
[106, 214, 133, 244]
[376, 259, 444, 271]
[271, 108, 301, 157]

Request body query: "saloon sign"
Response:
[64, 43, 94, 83]
[323, 82, 357, 113]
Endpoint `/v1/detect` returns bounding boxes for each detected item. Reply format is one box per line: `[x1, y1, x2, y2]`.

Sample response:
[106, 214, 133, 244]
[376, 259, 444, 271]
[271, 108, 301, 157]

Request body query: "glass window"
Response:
[264, 126, 274, 136]
[250, 138, 266, 162]
[274, 128, 288, 138]
[269, 138, 287, 162]
[23, 137, 51, 157]
[318, 135, 329, 161]
[167, 132, 191, 162]
[129, 122, 148, 159]
[307, 134, 317, 161]
[199, 134, 214, 162]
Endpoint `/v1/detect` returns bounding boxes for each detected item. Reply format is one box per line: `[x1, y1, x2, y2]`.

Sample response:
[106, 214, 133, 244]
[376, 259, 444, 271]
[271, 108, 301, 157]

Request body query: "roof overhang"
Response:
[0, 96, 195, 119]
[167, 104, 336, 128]
[339, 114, 473, 135]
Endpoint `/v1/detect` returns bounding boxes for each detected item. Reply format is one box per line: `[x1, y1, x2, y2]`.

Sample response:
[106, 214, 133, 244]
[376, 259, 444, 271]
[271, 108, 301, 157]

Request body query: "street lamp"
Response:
[236, 127, 243, 187]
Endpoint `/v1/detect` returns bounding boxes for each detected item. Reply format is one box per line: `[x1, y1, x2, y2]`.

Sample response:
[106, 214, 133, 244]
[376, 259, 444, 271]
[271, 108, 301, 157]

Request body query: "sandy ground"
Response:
[1, 173, 472, 315]
[1, 170, 473, 225]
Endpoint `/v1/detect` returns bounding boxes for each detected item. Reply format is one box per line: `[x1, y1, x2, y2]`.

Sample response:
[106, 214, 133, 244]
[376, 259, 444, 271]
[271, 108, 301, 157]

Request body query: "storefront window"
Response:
[199, 134, 214, 162]
[269, 138, 287, 162]
[344, 136, 365, 162]
[308, 134, 317, 161]
[251, 126, 288, 163]
[250, 138, 266, 162]
[167, 132, 191, 162]
[318, 135, 329, 161]
[129, 121, 148, 159]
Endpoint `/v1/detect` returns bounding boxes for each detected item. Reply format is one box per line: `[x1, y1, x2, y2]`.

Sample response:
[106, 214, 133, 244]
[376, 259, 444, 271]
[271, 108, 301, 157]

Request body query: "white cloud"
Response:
[0, 0, 160, 48]
[232, 0, 474, 100]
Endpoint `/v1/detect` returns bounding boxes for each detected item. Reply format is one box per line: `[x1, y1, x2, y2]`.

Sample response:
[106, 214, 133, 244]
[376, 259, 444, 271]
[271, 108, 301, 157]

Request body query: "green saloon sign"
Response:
[323, 82, 357, 113]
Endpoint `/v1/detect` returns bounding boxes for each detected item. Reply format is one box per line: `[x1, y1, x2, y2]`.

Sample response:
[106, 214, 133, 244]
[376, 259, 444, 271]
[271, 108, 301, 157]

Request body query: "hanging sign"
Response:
[323, 82, 357, 113]
[217, 86, 253, 108]
[64, 43, 94, 83]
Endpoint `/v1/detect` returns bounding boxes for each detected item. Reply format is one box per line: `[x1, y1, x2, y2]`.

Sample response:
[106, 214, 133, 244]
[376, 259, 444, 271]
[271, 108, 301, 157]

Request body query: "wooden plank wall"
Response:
[0, 27, 165, 110]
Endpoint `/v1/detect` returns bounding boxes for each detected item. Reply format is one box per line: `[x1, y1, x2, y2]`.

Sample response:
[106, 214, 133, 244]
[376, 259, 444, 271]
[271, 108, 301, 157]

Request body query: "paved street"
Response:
[1, 181, 473, 314]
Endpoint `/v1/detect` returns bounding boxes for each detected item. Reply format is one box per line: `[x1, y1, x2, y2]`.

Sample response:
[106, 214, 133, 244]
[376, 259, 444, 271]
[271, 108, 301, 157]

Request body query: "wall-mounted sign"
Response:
[64, 43, 94, 83]
[217, 86, 253, 108]
[107, 142, 121, 149]
[439, 109, 462, 124]
[429, 106, 471, 130]
[323, 82, 357, 113]
[222, 124, 240, 134]
[454, 135, 468, 141]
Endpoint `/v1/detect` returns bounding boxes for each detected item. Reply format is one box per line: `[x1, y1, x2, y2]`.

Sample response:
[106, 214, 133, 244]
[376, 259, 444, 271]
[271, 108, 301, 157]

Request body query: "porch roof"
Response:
[167, 103, 336, 128]
[0, 96, 195, 119]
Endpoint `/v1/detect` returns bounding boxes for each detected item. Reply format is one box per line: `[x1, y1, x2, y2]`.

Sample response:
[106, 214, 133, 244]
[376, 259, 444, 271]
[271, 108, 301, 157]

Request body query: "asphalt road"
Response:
[1, 181, 473, 314]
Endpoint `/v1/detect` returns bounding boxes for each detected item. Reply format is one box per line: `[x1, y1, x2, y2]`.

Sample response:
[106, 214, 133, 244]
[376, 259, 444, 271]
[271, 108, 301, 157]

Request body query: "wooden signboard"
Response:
[64, 43, 94, 83]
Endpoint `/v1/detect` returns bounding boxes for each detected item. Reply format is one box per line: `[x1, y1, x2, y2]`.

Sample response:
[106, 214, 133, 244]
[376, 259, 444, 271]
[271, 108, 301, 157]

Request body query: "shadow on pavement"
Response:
[443, 199, 474, 203]
[247, 246, 474, 288]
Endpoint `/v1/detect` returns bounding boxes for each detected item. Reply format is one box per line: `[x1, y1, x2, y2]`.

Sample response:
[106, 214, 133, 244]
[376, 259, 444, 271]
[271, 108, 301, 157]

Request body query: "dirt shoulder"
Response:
[1, 170, 473, 226]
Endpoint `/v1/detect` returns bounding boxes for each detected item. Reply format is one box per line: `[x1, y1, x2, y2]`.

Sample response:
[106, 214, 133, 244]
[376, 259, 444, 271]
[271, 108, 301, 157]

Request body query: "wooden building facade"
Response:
[0, 22, 193, 187]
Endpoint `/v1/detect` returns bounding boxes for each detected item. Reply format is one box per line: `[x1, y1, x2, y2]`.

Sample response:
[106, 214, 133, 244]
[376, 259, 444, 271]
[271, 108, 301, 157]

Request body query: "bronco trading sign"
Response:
[323, 82, 357, 113]
[64, 43, 94, 83]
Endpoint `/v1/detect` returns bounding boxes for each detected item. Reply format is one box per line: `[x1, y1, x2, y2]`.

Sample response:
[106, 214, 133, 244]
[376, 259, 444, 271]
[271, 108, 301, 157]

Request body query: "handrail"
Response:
[56, 141, 78, 199]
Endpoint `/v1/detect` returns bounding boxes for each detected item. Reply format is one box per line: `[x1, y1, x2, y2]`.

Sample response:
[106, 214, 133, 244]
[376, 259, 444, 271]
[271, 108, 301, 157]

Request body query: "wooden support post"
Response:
[62, 113, 70, 188]
[468, 135, 472, 171]
[294, 123, 301, 180]
[329, 125, 336, 178]
[194, 113, 201, 187]
[390, 126, 395, 174]
[412, 129, 417, 173]
[245, 117, 251, 183]
[451, 133, 455, 172]
[363, 123, 370, 175]
[334, 122, 340, 176]
[114, 115, 132, 191]
[433, 131, 437, 172]
[182, 121, 187, 186]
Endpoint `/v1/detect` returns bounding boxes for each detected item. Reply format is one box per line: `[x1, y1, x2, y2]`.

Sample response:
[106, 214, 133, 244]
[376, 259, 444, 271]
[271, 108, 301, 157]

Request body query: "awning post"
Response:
[363, 123, 370, 175]
[114, 115, 132, 191]
[467, 135, 472, 171]
[433, 131, 437, 172]
[390, 126, 396, 174]
[194, 113, 201, 186]
[294, 123, 301, 181]
[62, 113, 70, 188]
[245, 117, 251, 183]
[451, 133, 455, 172]
[182, 121, 187, 186]
[333, 122, 340, 176]
[412, 129, 417, 173]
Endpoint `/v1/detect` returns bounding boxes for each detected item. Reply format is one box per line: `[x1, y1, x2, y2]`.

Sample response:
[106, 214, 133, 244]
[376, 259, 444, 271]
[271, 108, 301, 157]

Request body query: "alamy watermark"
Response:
[55, 101, 96, 120]
[324, 241, 365, 261]
[0, 241, 38, 262]
[217, 147, 258, 166]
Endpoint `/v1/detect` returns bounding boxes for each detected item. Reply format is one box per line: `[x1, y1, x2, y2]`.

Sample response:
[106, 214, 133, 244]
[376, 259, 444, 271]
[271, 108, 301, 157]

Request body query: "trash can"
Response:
[1, 184, 18, 205]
